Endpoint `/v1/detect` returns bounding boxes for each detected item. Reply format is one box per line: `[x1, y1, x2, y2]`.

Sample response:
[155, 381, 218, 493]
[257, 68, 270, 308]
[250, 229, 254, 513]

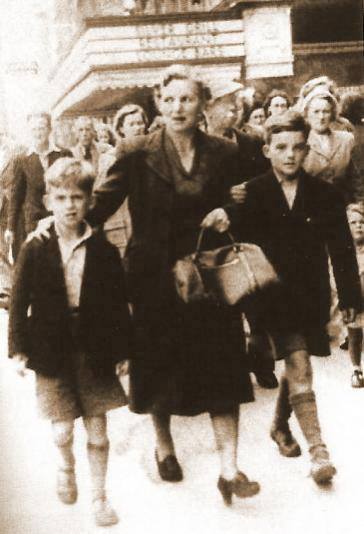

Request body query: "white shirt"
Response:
[55, 223, 93, 308]
[275, 174, 299, 210]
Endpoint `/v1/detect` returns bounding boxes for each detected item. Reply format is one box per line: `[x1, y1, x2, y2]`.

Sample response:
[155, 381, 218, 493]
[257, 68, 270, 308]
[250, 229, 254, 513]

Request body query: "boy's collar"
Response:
[54, 220, 93, 242]
[273, 170, 301, 184]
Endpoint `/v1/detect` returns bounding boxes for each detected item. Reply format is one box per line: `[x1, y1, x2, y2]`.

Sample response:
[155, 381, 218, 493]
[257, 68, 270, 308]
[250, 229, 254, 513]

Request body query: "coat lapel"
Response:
[43, 229, 70, 313]
[144, 129, 173, 185]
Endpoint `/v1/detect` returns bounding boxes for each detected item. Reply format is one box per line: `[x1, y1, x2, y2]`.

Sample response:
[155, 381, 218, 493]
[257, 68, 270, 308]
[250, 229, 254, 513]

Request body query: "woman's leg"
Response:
[209, 408, 239, 480]
[52, 420, 77, 504]
[83, 414, 118, 526]
[151, 413, 175, 460]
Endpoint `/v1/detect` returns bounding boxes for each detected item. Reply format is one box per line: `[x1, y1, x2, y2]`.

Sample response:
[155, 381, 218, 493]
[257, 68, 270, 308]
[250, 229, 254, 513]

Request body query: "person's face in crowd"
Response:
[248, 108, 266, 126]
[120, 112, 146, 138]
[97, 128, 111, 144]
[306, 97, 333, 134]
[76, 122, 94, 147]
[348, 211, 364, 245]
[263, 130, 308, 181]
[46, 185, 91, 231]
[269, 96, 289, 117]
[159, 78, 203, 134]
[208, 93, 238, 131]
[29, 117, 51, 148]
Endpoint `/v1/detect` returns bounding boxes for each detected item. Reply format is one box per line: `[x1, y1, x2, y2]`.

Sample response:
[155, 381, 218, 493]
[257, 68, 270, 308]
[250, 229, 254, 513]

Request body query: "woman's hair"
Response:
[264, 110, 310, 144]
[113, 104, 148, 136]
[263, 90, 292, 116]
[96, 123, 115, 145]
[154, 64, 210, 107]
[45, 157, 95, 194]
[347, 202, 364, 220]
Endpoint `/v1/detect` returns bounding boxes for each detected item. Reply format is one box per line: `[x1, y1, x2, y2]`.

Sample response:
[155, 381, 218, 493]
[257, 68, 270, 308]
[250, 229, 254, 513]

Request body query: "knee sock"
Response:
[272, 376, 292, 431]
[87, 441, 109, 501]
[290, 391, 324, 451]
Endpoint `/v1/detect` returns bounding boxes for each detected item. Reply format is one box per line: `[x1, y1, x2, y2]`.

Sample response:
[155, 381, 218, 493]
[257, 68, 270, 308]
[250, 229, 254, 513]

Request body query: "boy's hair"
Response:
[347, 202, 364, 220]
[45, 157, 95, 194]
[264, 110, 310, 144]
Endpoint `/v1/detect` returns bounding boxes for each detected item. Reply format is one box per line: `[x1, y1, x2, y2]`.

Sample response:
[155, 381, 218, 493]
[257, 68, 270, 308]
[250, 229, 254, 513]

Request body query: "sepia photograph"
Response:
[0, 1, 363, 532]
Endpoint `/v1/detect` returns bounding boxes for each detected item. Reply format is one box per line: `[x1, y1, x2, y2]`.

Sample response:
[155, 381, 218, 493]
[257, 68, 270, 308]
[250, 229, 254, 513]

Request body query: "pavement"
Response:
[0, 307, 363, 534]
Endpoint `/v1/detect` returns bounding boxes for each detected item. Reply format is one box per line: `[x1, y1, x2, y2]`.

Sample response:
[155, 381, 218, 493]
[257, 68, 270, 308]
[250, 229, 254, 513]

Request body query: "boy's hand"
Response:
[230, 183, 247, 204]
[116, 360, 129, 377]
[342, 308, 356, 324]
[12, 353, 29, 377]
[26, 215, 54, 242]
[201, 208, 230, 233]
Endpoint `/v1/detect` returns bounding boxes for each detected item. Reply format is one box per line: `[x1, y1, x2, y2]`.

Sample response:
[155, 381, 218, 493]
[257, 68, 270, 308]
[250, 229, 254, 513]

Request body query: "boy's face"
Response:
[348, 211, 364, 244]
[263, 130, 308, 180]
[46, 185, 91, 230]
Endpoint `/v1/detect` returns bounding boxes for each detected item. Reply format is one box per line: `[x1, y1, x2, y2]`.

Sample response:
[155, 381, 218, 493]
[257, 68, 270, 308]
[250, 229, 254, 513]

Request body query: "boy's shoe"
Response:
[309, 444, 336, 485]
[351, 369, 364, 388]
[270, 426, 301, 457]
[93, 496, 119, 527]
[57, 467, 77, 505]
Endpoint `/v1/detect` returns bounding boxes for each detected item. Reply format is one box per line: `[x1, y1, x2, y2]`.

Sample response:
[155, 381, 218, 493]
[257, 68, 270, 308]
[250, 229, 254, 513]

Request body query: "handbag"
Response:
[195, 229, 279, 305]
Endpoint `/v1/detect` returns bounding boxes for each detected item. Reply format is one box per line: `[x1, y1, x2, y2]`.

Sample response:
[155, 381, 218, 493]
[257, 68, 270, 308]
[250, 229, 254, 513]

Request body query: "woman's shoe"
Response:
[155, 450, 183, 482]
[56, 467, 77, 505]
[351, 369, 364, 388]
[217, 472, 260, 506]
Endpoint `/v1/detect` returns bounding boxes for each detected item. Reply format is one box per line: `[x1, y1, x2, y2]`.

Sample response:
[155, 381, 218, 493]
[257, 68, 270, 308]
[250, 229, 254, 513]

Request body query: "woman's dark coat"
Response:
[87, 128, 253, 415]
[226, 169, 362, 356]
[9, 228, 133, 378]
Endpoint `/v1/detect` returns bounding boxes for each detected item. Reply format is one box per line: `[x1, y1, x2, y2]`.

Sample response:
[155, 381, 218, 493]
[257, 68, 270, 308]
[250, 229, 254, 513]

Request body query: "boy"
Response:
[202, 110, 361, 485]
[9, 157, 132, 527]
[346, 203, 364, 387]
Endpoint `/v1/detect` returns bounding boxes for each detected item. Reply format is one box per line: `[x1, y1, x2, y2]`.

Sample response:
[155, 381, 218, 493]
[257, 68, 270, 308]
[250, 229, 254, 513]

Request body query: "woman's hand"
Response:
[342, 308, 356, 324]
[230, 183, 247, 204]
[12, 353, 29, 377]
[201, 208, 230, 233]
[116, 360, 130, 377]
[27, 216, 54, 241]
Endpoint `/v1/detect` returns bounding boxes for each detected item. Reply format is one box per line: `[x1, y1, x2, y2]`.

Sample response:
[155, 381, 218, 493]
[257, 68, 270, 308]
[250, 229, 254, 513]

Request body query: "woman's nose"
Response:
[172, 99, 183, 112]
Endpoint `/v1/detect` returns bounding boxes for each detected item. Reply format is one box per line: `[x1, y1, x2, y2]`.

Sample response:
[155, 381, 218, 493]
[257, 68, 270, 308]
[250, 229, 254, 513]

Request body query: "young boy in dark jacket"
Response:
[9, 157, 132, 527]
[202, 111, 362, 486]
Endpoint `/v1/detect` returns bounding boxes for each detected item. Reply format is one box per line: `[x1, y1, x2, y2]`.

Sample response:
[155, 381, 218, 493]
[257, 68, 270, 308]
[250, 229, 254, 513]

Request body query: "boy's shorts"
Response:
[36, 351, 127, 422]
[267, 330, 308, 360]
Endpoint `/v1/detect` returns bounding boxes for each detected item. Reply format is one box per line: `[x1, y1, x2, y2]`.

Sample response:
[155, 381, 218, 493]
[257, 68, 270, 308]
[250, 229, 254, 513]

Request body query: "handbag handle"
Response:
[195, 228, 238, 257]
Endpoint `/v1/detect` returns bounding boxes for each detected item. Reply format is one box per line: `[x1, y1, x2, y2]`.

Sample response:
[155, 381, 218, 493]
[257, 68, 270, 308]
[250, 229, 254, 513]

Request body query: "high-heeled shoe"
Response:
[217, 472, 260, 506]
[155, 450, 183, 482]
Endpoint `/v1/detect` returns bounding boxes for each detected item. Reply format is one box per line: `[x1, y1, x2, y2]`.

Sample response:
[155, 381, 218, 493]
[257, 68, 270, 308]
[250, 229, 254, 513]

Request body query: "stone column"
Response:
[243, 1, 294, 79]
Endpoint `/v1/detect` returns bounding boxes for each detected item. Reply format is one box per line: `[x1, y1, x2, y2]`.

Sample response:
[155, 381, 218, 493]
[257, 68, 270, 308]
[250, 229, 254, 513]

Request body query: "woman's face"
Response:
[248, 107, 265, 126]
[98, 129, 111, 144]
[268, 96, 289, 116]
[158, 78, 202, 134]
[120, 112, 146, 138]
[307, 97, 333, 133]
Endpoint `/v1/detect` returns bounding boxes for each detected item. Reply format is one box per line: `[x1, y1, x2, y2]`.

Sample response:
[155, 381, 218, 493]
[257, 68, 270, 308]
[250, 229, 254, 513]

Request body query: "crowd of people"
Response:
[0, 66, 363, 527]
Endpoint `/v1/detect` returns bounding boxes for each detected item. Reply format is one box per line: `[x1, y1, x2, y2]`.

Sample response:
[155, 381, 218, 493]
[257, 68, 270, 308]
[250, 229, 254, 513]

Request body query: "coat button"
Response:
[306, 217, 311, 223]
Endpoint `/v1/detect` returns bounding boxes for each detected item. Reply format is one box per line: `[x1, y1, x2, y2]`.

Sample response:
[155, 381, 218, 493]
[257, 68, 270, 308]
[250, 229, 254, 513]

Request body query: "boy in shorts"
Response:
[9, 157, 132, 527]
[203, 110, 361, 485]
[346, 203, 364, 387]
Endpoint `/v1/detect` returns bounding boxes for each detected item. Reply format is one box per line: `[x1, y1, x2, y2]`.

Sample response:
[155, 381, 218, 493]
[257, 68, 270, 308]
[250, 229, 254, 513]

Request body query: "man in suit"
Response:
[7, 112, 71, 256]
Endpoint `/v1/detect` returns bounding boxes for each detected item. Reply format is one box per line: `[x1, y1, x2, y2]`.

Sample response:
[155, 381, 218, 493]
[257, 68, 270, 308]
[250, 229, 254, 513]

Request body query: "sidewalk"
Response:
[0, 308, 363, 534]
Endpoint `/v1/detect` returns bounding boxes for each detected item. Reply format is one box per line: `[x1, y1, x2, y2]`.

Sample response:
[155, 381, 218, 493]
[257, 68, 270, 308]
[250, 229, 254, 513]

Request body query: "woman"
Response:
[302, 87, 359, 204]
[88, 65, 258, 503]
[96, 123, 115, 147]
[96, 104, 149, 256]
[263, 89, 291, 118]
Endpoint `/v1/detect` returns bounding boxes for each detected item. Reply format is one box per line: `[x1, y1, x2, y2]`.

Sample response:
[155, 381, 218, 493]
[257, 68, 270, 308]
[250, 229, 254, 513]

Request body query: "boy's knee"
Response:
[52, 421, 74, 448]
[83, 416, 108, 448]
[286, 350, 313, 388]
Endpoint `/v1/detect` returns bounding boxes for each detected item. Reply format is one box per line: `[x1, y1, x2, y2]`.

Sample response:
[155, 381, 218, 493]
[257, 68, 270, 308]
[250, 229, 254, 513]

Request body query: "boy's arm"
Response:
[8, 241, 33, 358]
[326, 190, 362, 313]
